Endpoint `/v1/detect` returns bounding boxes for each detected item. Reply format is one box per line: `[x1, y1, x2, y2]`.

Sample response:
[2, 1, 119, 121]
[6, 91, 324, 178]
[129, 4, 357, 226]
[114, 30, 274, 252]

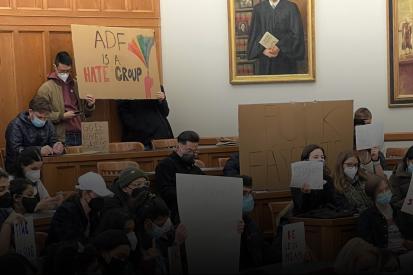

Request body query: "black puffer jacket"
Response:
[5, 112, 57, 172]
[117, 87, 173, 147]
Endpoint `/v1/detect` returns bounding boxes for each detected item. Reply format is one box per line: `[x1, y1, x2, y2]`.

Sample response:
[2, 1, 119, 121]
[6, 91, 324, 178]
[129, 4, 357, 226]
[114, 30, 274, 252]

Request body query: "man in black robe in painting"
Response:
[247, 0, 305, 75]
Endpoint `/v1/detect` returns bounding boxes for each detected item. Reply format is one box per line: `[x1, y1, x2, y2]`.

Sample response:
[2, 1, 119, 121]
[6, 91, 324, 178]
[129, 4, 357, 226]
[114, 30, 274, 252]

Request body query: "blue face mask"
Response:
[242, 194, 254, 213]
[150, 218, 173, 239]
[408, 163, 413, 174]
[31, 116, 46, 128]
[376, 190, 392, 205]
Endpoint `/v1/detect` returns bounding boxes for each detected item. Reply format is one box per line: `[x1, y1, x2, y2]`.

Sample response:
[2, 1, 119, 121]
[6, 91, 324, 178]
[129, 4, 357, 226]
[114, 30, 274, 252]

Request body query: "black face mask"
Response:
[22, 197, 39, 213]
[131, 186, 149, 198]
[0, 192, 12, 208]
[89, 197, 104, 212]
[181, 153, 195, 165]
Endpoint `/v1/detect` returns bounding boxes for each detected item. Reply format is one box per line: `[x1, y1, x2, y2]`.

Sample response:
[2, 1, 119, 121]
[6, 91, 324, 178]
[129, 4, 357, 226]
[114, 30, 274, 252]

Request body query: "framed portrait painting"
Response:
[388, 0, 413, 107]
[228, 0, 315, 84]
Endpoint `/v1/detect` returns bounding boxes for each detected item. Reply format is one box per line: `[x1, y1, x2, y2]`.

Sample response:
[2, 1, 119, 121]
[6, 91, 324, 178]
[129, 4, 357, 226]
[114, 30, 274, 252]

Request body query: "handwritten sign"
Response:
[402, 176, 413, 215]
[81, 121, 109, 152]
[71, 24, 160, 99]
[355, 123, 384, 150]
[14, 216, 36, 261]
[282, 222, 305, 266]
[290, 161, 324, 190]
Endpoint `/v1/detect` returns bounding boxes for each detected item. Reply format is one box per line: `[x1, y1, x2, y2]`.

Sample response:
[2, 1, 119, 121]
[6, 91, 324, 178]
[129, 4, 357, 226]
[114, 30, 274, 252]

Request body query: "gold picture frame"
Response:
[388, 0, 413, 107]
[228, 0, 315, 84]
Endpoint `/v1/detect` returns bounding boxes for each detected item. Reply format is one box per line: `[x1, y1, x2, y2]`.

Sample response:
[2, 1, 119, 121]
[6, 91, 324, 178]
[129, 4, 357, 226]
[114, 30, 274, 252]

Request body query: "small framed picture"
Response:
[228, 0, 316, 84]
[239, 0, 253, 8]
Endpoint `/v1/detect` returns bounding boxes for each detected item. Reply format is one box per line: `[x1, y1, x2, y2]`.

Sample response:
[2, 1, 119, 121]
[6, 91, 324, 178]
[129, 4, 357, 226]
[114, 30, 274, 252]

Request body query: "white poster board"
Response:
[282, 222, 306, 266]
[290, 161, 324, 190]
[402, 176, 413, 215]
[176, 174, 243, 274]
[355, 123, 384, 150]
[14, 216, 36, 261]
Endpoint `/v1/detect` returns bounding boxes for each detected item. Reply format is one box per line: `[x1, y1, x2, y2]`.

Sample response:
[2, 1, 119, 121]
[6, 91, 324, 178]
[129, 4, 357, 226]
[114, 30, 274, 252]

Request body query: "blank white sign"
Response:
[177, 174, 243, 274]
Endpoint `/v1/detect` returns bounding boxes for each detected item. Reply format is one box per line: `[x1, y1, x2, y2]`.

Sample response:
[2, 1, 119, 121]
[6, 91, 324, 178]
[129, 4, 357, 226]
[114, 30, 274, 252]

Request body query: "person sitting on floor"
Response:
[103, 167, 150, 213]
[358, 174, 413, 253]
[47, 172, 113, 246]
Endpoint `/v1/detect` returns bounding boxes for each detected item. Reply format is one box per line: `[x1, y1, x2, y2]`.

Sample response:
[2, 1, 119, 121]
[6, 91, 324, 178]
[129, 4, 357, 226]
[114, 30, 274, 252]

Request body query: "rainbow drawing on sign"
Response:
[128, 35, 155, 99]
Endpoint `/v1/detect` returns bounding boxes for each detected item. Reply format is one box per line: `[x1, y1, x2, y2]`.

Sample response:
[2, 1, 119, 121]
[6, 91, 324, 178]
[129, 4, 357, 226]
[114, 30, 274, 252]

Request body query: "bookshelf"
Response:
[234, 0, 263, 75]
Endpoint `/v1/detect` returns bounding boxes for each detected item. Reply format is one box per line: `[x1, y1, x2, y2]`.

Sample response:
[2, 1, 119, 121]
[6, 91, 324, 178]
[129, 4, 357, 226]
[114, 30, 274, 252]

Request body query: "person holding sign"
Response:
[117, 85, 173, 149]
[239, 175, 268, 269]
[353, 107, 387, 174]
[37, 51, 96, 146]
[0, 211, 25, 256]
[334, 150, 373, 213]
[133, 195, 187, 275]
[389, 146, 413, 240]
[247, 0, 305, 75]
[155, 131, 204, 224]
[358, 175, 413, 254]
[290, 145, 337, 215]
[5, 96, 64, 173]
[46, 172, 113, 246]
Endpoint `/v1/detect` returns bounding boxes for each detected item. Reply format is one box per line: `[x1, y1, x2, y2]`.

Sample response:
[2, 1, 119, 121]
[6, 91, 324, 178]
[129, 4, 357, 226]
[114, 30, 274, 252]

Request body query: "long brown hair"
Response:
[334, 150, 367, 193]
[300, 144, 331, 177]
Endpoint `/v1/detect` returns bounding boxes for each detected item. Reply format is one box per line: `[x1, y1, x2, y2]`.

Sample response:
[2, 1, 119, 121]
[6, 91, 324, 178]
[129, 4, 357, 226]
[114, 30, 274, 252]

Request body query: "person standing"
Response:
[117, 85, 173, 149]
[37, 51, 96, 146]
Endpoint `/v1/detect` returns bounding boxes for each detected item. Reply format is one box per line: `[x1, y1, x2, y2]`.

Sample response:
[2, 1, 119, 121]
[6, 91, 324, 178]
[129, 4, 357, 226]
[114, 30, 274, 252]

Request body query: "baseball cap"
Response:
[76, 172, 113, 197]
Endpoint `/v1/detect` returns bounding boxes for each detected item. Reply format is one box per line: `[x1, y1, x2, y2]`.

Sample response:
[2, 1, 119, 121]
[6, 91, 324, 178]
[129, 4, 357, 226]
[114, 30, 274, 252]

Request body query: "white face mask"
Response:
[25, 170, 41, 183]
[126, 232, 138, 251]
[344, 167, 358, 180]
[57, 72, 69, 82]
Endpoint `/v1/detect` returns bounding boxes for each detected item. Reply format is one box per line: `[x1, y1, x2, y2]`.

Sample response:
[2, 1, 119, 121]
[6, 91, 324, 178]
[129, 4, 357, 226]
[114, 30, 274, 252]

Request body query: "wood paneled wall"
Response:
[0, 0, 161, 147]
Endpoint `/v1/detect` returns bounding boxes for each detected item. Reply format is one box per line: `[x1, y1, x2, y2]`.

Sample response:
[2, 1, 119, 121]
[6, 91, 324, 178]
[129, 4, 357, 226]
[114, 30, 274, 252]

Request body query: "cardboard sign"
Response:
[239, 100, 353, 191]
[14, 216, 36, 261]
[71, 24, 160, 99]
[401, 176, 413, 215]
[177, 174, 243, 274]
[81, 121, 109, 152]
[355, 123, 384, 150]
[290, 161, 324, 190]
[282, 222, 306, 266]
